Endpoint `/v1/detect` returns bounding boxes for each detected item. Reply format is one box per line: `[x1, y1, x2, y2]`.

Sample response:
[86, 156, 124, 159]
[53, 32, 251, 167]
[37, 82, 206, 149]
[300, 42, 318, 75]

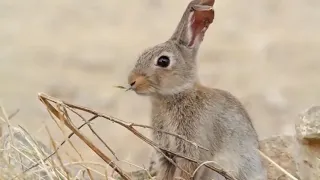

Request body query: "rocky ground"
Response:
[0, 0, 320, 170]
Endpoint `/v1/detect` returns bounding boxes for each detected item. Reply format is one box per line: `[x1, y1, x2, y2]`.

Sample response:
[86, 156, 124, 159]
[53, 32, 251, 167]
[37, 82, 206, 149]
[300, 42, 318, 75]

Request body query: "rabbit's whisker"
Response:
[149, 82, 160, 91]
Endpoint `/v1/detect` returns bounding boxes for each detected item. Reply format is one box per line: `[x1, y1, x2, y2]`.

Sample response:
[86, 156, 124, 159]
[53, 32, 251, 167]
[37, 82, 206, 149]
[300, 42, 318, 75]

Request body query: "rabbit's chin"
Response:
[135, 92, 151, 96]
[133, 90, 153, 96]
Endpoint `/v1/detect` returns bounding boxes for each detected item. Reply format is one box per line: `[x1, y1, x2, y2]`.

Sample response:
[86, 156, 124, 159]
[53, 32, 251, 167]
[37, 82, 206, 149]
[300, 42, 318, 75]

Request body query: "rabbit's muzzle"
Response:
[128, 73, 152, 96]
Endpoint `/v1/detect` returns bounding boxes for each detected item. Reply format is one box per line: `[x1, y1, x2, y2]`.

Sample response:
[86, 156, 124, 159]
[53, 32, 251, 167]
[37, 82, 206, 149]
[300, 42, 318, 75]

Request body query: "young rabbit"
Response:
[127, 0, 267, 179]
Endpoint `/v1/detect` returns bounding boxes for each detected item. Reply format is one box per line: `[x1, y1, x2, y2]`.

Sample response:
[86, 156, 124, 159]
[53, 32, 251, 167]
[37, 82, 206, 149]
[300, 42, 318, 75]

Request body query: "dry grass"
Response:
[0, 106, 138, 180]
[0, 92, 300, 180]
[0, 107, 65, 180]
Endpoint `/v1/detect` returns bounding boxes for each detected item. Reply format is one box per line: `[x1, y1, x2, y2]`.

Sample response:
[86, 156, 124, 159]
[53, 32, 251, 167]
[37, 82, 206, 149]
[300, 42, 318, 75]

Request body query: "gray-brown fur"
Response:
[127, 0, 267, 179]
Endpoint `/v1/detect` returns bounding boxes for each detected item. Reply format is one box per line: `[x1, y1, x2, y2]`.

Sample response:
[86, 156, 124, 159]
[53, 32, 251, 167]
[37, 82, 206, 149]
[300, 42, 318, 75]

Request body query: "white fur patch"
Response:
[186, 11, 195, 47]
[159, 81, 194, 95]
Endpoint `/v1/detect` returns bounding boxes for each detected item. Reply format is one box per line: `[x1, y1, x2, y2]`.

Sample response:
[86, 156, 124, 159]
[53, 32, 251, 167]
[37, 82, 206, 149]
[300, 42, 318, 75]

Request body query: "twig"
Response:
[54, 105, 95, 180]
[66, 107, 119, 160]
[19, 115, 98, 176]
[44, 161, 114, 178]
[105, 168, 108, 180]
[0, 107, 25, 175]
[38, 93, 237, 180]
[191, 160, 236, 179]
[119, 160, 154, 179]
[45, 125, 70, 179]
[258, 149, 298, 180]
[43, 95, 191, 176]
[38, 94, 131, 180]
[8, 109, 20, 120]
[18, 125, 61, 177]
[32, 162, 107, 179]
[130, 124, 209, 151]
[39, 93, 190, 176]
[73, 169, 85, 180]
[18, 127, 55, 180]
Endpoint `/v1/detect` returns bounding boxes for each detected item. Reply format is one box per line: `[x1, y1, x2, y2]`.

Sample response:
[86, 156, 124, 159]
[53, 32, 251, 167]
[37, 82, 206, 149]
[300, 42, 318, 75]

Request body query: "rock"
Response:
[294, 106, 320, 180]
[296, 106, 320, 141]
[259, 135, 298, 180]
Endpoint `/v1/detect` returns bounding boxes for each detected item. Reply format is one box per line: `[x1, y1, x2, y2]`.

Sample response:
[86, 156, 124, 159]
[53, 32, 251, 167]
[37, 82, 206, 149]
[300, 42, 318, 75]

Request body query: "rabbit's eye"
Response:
[156, 56, 170, 68]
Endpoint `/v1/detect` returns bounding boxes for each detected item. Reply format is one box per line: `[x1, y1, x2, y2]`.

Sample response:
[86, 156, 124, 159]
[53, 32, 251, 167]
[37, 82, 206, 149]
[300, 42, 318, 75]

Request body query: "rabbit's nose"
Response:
[128, 74, 145, 90]
[130, 81, 136, 87]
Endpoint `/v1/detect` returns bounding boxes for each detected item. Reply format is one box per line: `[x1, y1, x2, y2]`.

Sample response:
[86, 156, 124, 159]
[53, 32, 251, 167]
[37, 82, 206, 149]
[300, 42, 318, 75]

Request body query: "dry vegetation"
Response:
[0, 93, 303, 180]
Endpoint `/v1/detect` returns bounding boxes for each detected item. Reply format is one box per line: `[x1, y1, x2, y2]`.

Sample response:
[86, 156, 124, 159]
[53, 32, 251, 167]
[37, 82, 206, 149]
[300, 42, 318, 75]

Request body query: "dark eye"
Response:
[156, 56, 170, 68]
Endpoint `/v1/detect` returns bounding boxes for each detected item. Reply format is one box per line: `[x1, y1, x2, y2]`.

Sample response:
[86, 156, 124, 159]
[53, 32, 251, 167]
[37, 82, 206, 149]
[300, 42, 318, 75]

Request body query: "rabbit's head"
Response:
[128, 0, 215, 96]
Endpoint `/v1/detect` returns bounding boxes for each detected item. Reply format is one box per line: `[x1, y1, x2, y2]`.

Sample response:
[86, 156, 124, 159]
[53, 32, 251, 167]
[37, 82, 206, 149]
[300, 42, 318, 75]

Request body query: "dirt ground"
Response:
[1, 0, 319, 171]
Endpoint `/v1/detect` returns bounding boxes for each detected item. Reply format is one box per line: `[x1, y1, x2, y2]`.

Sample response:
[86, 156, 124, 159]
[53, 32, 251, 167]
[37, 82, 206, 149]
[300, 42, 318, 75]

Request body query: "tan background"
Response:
[0, 0, 319, 170]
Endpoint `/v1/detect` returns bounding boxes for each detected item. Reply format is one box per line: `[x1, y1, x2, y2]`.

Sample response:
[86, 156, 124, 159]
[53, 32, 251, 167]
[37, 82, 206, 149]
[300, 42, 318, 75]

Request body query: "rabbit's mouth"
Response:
[128, 73, 157, 96]
[132, 84, 155, 96]
[130, 84, 156, 96]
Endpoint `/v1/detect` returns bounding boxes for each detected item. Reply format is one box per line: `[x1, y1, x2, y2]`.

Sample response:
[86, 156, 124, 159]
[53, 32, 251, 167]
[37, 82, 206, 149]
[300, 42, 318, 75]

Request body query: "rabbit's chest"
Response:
[151, 106, 200, 153]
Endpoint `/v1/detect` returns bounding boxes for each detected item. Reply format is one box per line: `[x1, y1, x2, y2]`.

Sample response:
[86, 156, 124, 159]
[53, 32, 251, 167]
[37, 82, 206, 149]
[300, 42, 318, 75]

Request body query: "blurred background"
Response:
[0, 0, 319, 170]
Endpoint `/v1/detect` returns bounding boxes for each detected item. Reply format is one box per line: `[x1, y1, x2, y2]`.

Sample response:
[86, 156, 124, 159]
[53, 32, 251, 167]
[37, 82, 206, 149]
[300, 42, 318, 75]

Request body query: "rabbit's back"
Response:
[203, 87, 259, 147]
[203, 87, 267, 179]
[193, 86, 266, 179]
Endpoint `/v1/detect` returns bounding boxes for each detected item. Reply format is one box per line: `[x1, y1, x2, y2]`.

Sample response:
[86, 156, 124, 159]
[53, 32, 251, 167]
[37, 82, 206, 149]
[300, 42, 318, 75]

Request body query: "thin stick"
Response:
[258, 149, 298, 180]
[0, 107, 25, 175]
[119, 160, 154, 179]
[66, 107, 119, 160]
[8, 109, 20, 120]
[18, 125, 59, 177]
[191, 160, 236, 179]
[32, 163, 107, 179]
[54, 105, 95, 180]
[105, 167, 109, 180]
[45, 125, 70, 179]
[38, 95, 131, 180]
[73, 169, 85, 180]
[19, 115, 98, 176]
[38, 93, 236, 180]
[39, 93, 190, 176]
[130, 124, 209, 151]
[19, 129, 55, 180]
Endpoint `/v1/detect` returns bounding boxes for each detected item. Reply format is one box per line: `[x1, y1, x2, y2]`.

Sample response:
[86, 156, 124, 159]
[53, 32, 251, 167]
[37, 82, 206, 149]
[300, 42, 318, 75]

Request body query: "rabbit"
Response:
[127, 0, 267, 179]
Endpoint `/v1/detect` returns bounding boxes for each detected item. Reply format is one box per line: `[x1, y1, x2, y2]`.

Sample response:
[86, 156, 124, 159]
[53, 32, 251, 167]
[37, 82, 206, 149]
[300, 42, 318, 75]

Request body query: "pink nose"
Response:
[128, 73, 145, 90]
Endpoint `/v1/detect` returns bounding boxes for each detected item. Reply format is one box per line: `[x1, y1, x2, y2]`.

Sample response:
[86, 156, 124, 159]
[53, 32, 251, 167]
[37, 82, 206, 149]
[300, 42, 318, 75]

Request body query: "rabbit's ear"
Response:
[170, 0, 215, 49]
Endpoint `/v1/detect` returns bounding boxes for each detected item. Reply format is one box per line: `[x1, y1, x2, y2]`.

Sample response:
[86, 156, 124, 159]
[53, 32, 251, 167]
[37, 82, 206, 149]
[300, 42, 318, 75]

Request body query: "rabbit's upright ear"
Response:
[170, 0, 215, 50]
